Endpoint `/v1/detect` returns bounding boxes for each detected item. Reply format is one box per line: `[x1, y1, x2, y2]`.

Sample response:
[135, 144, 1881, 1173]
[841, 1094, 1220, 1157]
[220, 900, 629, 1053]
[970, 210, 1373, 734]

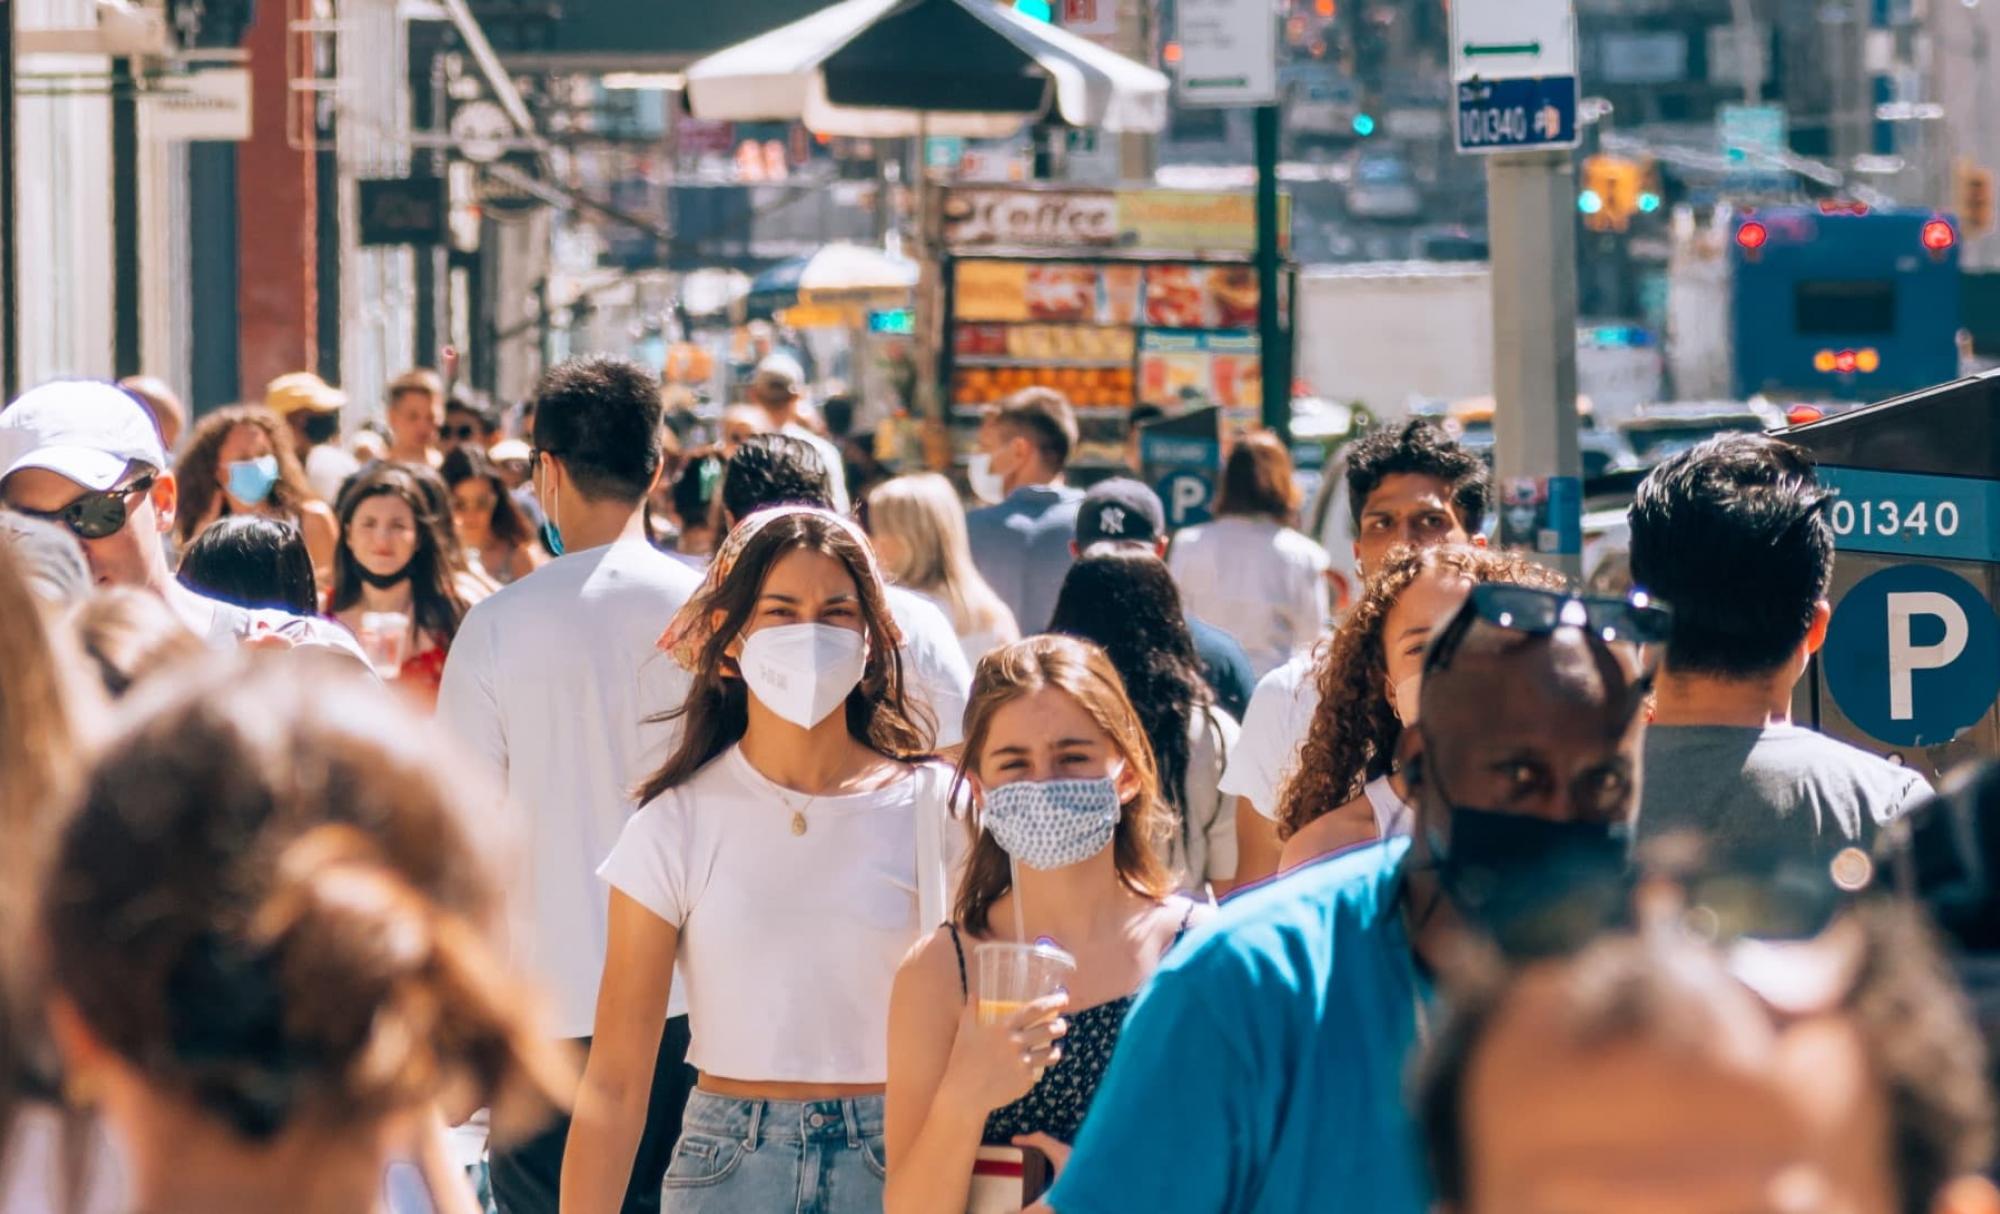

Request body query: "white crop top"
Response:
[598, 746, 958, 1084]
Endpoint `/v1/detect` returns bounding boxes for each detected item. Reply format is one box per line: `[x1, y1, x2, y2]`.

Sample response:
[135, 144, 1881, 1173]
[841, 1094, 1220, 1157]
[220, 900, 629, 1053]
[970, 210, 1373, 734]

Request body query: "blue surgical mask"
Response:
[541, 517, 565, 557]
[226, 455, 280, 506]
[981, 773, 1123, 871]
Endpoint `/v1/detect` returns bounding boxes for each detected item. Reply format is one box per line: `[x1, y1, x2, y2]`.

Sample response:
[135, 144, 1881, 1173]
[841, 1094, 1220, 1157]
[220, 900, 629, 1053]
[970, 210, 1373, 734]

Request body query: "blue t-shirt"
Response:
[1047, 837, 1432, 1214]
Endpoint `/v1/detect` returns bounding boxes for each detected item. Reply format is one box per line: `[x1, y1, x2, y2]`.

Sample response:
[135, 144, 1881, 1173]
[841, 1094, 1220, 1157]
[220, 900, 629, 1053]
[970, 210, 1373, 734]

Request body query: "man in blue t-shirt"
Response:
[1036, 585, 1653, 1214]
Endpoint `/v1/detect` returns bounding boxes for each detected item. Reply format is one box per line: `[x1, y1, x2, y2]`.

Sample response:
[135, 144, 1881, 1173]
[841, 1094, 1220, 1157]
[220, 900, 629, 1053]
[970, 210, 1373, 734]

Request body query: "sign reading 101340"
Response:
[1450, 0, 1580, 155]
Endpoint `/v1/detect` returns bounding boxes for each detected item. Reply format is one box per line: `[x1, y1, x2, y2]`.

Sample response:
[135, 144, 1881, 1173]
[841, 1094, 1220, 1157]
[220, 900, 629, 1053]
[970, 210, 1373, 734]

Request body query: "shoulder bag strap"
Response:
[914, 762, 951, 931]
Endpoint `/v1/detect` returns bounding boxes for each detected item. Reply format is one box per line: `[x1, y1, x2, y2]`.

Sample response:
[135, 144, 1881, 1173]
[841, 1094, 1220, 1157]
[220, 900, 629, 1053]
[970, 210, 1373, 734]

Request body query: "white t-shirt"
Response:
[202, 597, 372, 669]
[1218, 651, 1323, 821]
[599, 748, 957, 1084]
[304, 442, 361, 505]
[884, 585, 974, 748]
[436, 539, 702, 1037]
[1168, 516, 1331, 679]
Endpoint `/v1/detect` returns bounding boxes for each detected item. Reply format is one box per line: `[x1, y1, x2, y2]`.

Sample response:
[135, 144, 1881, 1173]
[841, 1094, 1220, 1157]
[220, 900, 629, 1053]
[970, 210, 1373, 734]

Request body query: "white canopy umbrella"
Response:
[685, 0, 1169, 139]
[749, 243, 920, 315]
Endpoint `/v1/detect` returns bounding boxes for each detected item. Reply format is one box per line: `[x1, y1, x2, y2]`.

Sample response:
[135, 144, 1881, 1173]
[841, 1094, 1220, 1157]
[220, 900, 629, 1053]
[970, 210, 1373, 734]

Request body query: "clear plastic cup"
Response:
[357, 611, 409, 680]
[972, 941, 1075, 1026]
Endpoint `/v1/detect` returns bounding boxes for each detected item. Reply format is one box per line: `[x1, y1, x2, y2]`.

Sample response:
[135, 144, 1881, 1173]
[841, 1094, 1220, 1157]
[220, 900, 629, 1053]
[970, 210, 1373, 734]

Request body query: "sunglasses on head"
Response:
[444, 424, 481, 441]
[1424, 583, 1674, 679]
[13, 470, 157, 540]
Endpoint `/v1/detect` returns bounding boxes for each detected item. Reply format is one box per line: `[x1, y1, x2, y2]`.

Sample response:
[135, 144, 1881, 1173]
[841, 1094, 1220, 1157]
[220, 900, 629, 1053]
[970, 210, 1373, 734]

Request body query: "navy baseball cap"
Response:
[1075, 478, 1166, 548]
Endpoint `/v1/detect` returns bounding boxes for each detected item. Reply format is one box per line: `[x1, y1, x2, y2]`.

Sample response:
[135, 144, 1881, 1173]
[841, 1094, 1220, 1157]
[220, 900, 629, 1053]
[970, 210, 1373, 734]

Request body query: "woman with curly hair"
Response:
[1274, 545, 1563, 873]
[172, 404, 338, 585]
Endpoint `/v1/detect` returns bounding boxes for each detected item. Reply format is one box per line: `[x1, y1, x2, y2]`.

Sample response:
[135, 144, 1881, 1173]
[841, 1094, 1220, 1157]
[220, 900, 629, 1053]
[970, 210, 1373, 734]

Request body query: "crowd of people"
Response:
[0, 355, 1996, 1214]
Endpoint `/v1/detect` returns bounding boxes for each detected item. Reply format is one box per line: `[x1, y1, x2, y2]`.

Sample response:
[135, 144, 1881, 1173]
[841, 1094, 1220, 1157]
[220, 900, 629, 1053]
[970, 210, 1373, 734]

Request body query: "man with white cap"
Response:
[265, 370, 359, 504]
[748, 352, 849, 511]
[0, 380, 367, 662]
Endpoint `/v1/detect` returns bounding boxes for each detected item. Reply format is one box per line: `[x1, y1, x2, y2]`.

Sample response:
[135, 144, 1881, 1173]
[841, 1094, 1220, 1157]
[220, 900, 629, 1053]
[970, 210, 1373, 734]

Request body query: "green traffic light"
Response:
[1014, 0, 1053, 18]
[1578, 190, 1604, 215]
[1352, 113, 1376, 136]
[1637, 192, 1662, 213]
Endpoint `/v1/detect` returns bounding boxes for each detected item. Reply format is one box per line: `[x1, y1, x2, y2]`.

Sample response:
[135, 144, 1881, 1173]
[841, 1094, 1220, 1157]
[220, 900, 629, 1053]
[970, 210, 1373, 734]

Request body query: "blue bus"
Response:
[1730, 206, 1961, 400]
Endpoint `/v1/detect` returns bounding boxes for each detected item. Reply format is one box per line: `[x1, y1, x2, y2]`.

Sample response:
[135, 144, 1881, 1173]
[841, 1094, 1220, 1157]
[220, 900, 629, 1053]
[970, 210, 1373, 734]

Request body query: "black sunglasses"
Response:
[1424, 583, 1674, 678]
[444, 424, 482, 441]
[14, 473, 157, 540]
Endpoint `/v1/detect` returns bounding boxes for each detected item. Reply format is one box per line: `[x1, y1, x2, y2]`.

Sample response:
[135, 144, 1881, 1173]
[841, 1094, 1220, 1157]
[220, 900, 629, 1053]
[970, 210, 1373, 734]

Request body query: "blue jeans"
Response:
[662, 1092, 887, 1214]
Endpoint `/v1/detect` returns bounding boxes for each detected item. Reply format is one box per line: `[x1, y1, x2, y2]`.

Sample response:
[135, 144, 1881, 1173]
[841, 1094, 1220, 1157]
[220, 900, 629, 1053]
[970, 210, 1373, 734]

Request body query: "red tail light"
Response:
[1736, 221, 1769, 250]
[1922, 219, 1957, 252]
[1786, 405, 1825, 425]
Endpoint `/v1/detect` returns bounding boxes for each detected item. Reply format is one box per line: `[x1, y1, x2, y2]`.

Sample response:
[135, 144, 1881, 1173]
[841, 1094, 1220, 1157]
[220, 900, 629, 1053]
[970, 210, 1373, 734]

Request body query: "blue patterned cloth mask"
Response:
[981, 772, 1122, 871]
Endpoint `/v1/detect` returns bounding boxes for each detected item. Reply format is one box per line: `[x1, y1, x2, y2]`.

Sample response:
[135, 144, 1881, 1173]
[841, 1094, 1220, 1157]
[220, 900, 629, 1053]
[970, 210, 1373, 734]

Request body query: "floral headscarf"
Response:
[656, 504, 902, 671]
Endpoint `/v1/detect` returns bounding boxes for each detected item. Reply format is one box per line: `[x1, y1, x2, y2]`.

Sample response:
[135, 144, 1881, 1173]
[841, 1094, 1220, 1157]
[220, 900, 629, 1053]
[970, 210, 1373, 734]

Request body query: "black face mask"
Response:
[351, 557, 413, 589]
[1425, 806, 1633, 959]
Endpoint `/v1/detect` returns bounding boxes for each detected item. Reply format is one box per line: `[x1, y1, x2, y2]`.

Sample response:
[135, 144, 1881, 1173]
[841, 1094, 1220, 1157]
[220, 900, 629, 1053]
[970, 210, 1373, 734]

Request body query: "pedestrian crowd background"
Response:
[0, 357, 1995, 1214]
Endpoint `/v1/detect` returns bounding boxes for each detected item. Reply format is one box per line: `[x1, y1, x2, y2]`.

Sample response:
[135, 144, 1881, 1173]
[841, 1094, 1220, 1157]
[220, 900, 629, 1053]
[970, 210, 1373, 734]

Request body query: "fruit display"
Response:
[951, 363, 1137, 409]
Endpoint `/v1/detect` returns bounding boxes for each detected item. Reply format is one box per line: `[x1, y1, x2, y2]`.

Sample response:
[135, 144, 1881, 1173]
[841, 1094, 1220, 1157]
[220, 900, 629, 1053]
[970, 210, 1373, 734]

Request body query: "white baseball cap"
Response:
[752, 353, 807, 394]
[0, 381, 169, 492]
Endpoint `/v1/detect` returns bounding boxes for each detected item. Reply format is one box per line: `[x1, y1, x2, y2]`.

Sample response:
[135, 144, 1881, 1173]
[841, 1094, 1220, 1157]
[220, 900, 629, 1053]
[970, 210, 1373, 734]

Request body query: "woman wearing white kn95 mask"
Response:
[564, 506, 963, 1214]
[882, 635, 1212, 1214]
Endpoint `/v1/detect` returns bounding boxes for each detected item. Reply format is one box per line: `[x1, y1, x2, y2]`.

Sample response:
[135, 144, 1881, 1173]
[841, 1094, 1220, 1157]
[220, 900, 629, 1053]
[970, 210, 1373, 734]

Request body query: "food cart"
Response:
[927, 185, 1294, 475]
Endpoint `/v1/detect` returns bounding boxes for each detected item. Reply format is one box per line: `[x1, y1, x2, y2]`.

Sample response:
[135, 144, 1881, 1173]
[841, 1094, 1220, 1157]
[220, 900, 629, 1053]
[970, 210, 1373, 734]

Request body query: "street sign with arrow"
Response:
[1450, 0, 1579, 155]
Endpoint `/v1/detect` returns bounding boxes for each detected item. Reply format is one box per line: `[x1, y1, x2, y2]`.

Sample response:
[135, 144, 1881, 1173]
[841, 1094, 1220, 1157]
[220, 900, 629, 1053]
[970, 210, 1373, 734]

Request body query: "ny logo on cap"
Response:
[1099, 506, 1126, 535]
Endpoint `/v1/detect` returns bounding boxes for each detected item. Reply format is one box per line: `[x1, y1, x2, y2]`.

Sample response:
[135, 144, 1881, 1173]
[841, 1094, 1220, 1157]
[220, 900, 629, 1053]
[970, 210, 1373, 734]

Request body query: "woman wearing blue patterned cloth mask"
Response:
[884, 635, 1210, 1213]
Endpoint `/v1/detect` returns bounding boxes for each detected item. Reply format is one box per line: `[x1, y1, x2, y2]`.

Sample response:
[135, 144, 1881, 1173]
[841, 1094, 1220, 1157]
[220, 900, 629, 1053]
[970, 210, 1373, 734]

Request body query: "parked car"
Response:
[1617, 401, 1783, 467]
[1345, 155, 1424, 222]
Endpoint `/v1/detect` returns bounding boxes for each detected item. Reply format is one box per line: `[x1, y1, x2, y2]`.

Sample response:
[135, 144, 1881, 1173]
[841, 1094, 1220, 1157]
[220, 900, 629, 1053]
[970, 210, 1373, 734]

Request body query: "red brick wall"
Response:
[235, 0, 317, 398]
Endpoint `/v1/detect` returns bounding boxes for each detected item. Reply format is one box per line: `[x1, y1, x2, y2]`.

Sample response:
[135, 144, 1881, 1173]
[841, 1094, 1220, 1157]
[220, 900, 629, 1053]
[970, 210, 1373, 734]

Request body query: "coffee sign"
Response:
[942, 188, 1118, 249]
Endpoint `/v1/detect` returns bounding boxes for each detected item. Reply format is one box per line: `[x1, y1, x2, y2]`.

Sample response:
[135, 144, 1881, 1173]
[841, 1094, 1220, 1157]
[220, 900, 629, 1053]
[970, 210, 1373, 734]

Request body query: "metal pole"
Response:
[1487, 149, 1582, 580]
[1255, 103, 1288, 441]
[111, 56, 141, 379]
[1116, 0, 1154, 182]
[0, 0, 16, 399]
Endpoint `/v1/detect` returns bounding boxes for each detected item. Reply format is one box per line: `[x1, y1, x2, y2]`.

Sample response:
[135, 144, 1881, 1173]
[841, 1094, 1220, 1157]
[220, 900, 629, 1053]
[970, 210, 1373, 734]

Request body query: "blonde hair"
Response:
[866, 473, 1018, 644]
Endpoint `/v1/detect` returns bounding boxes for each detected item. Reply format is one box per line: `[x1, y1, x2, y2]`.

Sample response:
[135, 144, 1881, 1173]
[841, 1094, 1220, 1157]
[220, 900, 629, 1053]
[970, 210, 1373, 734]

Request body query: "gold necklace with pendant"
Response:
[780, 790, 820, 836]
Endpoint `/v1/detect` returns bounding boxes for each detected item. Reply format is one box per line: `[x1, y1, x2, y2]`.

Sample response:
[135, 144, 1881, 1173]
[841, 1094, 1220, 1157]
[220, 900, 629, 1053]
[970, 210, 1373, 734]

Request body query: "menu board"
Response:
[1139, 331, 1261, 413]
[1144, 264, 1259, 329]
[955, 260, 1143, 325]
[947, 256, 1265, 465]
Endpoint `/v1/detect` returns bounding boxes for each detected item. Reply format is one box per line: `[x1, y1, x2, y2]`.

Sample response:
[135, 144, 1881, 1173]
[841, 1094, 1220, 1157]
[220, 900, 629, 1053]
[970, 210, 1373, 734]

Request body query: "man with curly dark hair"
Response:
[1227, 418, 1492, 886]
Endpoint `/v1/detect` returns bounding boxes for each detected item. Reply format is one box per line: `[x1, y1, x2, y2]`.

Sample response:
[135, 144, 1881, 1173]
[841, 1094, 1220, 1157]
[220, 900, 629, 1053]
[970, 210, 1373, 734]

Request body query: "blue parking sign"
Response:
[1455, 75, 1579, 153]
[1822, 564, 2000, 748]
[1155, 470, 1215, 530]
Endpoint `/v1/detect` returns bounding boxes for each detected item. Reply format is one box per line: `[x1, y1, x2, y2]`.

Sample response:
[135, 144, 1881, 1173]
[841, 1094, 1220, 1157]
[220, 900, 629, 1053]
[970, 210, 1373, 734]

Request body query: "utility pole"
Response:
[1116, 0, 1155, 182]
[1454, 0, 1583, 579]
[111, 56, 142, 378]
[1488, 150, 1582, 580]
[1, 0, 16, 399]
[1255, 104, 1288, 441]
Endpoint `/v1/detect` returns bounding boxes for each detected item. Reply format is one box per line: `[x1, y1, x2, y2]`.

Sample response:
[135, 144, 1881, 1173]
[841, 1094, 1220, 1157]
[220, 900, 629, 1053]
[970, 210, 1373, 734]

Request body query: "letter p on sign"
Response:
[1886, 592, 1969, 721]
[1824, 564, 2000, 748]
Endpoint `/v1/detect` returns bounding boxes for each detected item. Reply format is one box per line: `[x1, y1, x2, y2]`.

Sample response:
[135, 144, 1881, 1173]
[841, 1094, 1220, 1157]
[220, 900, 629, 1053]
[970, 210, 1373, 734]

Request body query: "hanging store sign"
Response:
[941, 187, 1286, 254]
[358, 175, 448, 246]
[146, 67, 252, 142]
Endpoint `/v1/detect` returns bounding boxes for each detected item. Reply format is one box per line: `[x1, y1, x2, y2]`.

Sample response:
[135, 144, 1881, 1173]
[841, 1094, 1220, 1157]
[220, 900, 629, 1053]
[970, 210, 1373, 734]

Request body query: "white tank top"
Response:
[1363, 775, 1415, 841]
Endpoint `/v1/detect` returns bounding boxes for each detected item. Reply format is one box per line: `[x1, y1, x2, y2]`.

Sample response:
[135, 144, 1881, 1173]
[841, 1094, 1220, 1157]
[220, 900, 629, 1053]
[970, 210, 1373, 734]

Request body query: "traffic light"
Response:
[1352, 113, 1377, 136]
[1580, 155, 1657, 233]
[1013, 0, 1053, 19]
[1956, 160, 1995, 238]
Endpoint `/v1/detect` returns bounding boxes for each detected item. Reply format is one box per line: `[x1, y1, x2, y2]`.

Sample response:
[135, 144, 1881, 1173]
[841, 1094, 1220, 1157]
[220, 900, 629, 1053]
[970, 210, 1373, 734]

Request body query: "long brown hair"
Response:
[41, 652, 571, 1146]
[1277, 545, 1564, 839]
[173, 405, 317, 545]
[0, 541, 91, 1158]
[639, 510, 935, 801]
[1214, 429, 1300, 521]
[951, 636, 1178, 937]
[329, 462, 471, 644]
